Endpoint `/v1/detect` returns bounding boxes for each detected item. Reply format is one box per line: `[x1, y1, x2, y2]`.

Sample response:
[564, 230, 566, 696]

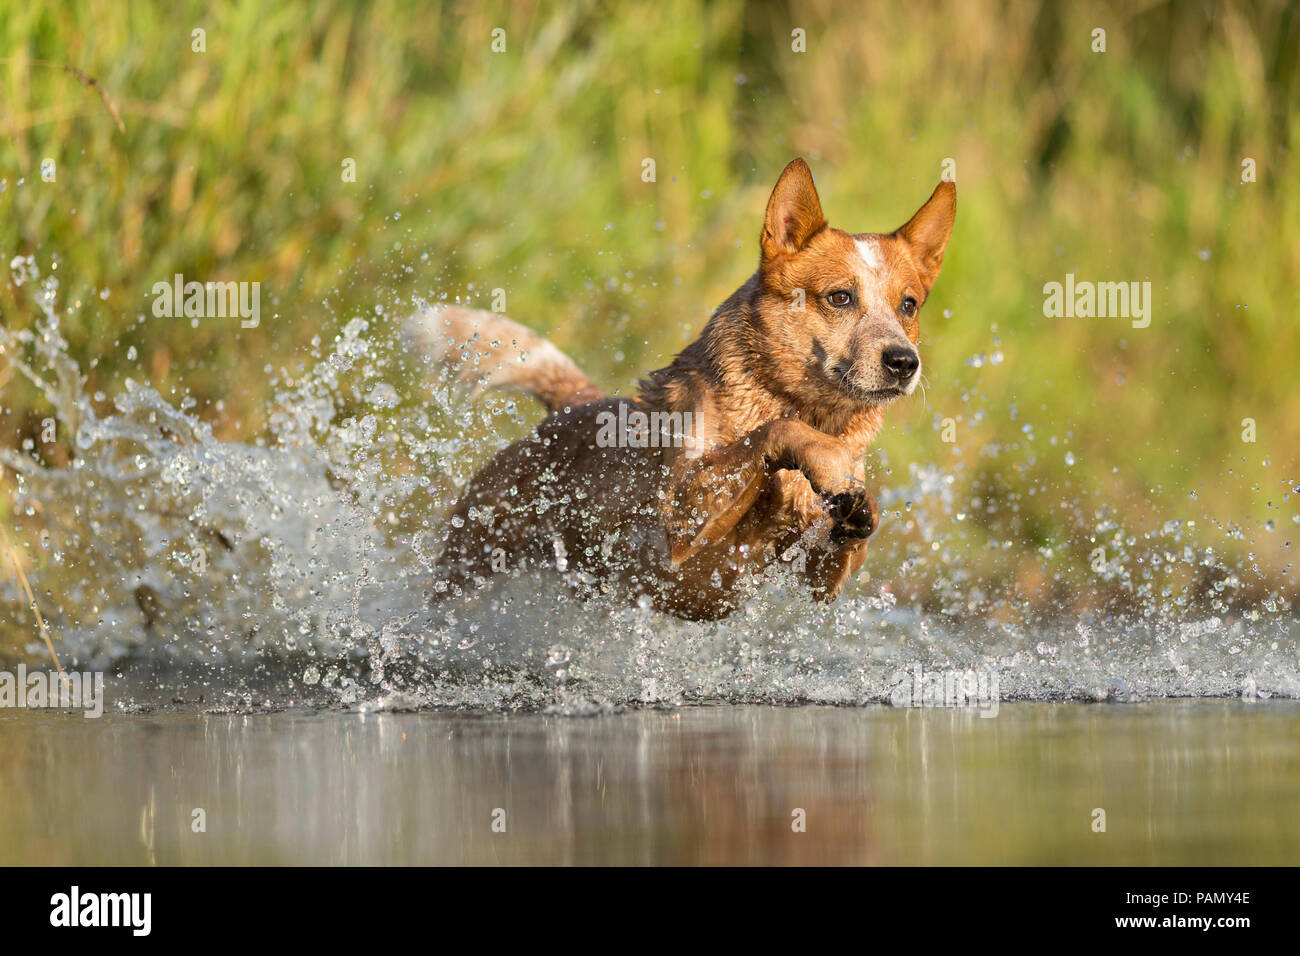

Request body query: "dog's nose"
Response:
[881, 346, 919, 381]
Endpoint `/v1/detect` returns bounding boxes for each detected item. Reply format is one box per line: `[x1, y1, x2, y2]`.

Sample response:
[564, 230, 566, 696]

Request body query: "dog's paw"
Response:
[827, 487, 878, 542]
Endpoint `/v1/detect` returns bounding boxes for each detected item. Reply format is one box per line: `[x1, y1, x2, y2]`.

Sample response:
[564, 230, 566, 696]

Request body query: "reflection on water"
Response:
[1, 701, 1296, 865]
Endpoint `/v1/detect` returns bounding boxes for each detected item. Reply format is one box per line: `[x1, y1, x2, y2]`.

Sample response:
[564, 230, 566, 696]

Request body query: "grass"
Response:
[1, 0, 1297, 650]
[1, 525, 67, 683]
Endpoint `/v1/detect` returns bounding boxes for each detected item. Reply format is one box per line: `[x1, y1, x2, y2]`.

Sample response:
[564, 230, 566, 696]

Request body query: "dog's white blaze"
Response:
[855, 238, 882, 272]
[854, 236, 892, 307]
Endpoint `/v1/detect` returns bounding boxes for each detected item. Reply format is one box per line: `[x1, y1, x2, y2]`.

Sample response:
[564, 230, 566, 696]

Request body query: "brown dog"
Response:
[407, 159, 955, 620]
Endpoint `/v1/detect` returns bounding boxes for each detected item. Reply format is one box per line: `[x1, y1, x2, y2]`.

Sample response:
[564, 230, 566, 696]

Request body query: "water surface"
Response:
[3, 700, 1296, 865]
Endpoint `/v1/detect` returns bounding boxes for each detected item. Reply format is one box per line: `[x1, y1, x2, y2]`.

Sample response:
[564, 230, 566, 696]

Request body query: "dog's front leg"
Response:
[802, 535, 872, 602]
[663, 418, 860, 565]
[753, 468, 878, 601]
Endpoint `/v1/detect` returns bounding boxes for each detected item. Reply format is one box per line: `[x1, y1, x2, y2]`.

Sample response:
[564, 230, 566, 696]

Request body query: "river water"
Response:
[1, 258, 1297, 865]
[3, 701, 1297, 865]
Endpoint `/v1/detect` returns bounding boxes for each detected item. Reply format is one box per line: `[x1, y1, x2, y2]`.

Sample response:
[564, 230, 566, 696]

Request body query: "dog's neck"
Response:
[638, 277, 888, 458]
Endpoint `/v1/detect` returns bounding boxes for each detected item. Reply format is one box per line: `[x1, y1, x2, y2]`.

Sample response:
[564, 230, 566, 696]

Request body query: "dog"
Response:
[406, 158, 954, 620]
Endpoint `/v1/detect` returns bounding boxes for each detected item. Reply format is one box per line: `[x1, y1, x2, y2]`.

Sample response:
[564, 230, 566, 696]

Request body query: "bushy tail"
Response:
[402, 306, 602, 413]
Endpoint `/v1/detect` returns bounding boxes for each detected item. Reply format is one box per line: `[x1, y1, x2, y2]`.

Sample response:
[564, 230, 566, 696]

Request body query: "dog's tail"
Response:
[402, 306, 602, 413]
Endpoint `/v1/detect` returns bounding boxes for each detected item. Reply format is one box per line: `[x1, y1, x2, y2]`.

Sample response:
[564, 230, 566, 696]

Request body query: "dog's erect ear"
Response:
[761, 158, 827, 259]
[895, 181, 956, 290]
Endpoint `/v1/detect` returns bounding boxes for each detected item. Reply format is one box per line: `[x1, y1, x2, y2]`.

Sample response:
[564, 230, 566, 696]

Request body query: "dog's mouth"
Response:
[824, 365, 908, 405]
[852, 385, 907, 404]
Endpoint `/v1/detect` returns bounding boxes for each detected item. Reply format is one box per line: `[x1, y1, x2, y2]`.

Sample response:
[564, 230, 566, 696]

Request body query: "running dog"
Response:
[407, 159, 955, 620]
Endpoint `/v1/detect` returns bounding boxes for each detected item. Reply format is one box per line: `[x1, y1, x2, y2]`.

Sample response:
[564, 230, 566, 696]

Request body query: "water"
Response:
[1, 256, 1296, 713]
[2, 701, 1297, 865]
[2, 256, 1297, 865]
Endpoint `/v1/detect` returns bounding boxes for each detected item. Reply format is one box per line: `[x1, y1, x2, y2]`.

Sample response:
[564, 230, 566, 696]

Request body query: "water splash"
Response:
[1, 257, 1296, 712]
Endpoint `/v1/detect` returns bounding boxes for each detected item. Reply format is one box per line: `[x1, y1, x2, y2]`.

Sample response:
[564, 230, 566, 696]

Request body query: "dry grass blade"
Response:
[1, 526, 71, 692]
[0, 57, 125, 133]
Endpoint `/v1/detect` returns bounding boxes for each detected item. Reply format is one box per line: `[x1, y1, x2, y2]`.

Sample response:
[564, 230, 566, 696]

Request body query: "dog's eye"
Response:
[827, 290, 853, 307]
[900, 296, 918, 316]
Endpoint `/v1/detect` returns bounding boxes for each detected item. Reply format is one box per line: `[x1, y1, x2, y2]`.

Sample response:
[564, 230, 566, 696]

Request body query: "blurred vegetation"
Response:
[1, 0, 1297, 622]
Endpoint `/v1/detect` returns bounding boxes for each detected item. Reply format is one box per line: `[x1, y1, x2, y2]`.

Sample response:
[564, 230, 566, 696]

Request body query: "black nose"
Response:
[881, 346, 919, 381]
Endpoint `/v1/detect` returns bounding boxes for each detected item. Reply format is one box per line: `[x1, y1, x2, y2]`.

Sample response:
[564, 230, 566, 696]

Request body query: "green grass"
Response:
[1, 0, 1297, 628]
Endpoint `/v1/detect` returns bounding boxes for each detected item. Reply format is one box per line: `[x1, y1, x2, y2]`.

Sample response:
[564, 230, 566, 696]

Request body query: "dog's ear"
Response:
[761, 158, 827, 259]
[895, 181, 956, 290]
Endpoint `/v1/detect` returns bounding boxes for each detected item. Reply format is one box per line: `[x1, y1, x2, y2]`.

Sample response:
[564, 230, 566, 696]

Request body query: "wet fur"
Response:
[414, 159, 955, 620]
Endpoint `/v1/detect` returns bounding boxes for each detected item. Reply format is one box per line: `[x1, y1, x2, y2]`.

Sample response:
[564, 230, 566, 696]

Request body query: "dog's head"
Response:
[753, 158, 955, 409]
